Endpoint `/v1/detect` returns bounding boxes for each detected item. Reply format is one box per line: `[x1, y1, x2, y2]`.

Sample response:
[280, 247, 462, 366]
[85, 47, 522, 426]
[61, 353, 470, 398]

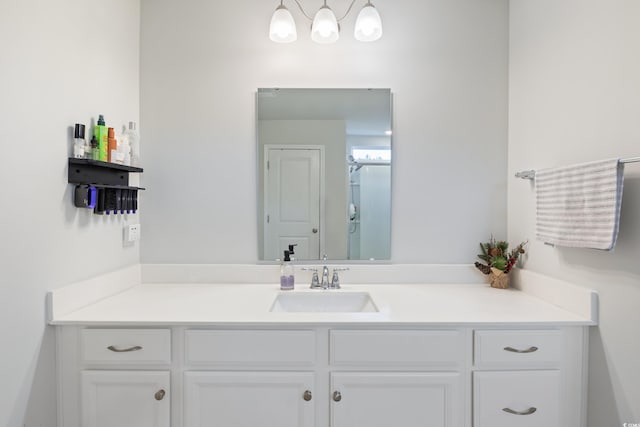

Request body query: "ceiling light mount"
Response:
[269, 0, 383, 44]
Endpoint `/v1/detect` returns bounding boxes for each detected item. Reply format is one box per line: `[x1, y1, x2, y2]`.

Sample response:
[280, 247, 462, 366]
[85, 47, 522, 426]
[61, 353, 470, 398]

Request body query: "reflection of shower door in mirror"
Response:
[264, 147, 322, 260]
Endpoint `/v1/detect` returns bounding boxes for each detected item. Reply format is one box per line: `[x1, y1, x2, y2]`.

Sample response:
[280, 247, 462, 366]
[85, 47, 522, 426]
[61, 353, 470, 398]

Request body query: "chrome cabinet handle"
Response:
[107, 345, 143, 353]
[502, 407, 537, 415]
[332, 391, 342, 402]
[303, 390, 312, 401]
[504, 346, 538, 353]
[155, 389, 166, 401]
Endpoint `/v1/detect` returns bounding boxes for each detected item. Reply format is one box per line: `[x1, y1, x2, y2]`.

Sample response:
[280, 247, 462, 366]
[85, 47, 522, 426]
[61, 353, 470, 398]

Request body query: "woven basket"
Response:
[489, 268, 510, 289]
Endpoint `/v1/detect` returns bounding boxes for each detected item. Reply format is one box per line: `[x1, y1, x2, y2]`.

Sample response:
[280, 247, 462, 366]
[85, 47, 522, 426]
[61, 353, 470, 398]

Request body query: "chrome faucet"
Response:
[303, 255, 350, 290]
[321, 264, 331, 288]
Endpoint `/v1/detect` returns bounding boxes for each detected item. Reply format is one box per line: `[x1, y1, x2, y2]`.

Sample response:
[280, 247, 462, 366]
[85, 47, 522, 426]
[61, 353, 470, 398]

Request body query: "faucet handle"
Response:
[330, 267, 349, 289]
[302, 267, 320, 288]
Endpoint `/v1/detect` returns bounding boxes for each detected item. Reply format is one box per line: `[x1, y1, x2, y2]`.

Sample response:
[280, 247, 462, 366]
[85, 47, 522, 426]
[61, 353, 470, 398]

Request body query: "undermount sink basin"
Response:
[270, 291, 379, 313]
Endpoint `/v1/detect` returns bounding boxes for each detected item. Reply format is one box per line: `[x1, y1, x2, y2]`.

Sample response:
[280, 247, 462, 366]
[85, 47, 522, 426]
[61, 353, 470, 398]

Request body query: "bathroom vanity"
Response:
[49, 267, 596, 427]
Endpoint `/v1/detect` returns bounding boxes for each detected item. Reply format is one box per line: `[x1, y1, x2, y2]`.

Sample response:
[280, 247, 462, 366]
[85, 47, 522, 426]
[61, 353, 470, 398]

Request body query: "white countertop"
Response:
[49, 283, 595, 326]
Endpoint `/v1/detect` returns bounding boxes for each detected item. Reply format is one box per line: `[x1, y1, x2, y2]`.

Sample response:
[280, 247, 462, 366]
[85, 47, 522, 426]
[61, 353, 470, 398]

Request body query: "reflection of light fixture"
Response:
[269, 0, 383, 44]
[384, 130, 392, 135]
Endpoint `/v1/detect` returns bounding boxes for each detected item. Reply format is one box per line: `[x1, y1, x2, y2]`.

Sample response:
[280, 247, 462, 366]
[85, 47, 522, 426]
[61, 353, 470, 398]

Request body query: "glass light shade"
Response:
[311, 6, 339, 44]
[270, 5, 297, 43]
[354, 3, 382, 42]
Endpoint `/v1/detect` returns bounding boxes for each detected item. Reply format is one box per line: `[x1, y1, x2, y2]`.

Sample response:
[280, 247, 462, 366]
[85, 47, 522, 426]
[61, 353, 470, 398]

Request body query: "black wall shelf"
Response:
[68, 158, 144, 189]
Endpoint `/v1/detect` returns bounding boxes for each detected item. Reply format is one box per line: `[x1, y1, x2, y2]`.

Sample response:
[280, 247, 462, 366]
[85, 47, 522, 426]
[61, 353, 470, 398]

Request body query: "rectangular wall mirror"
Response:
[257, 88, 392, 261]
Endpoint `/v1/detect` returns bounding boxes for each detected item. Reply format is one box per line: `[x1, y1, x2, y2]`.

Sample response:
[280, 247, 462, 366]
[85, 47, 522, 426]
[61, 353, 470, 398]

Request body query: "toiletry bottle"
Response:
[90, 136, 99, 160]
[288, 244, 297, 262]
[280, 250, 294, 290]
[73, 123, 86, 158]
[107, 127, 117, 162]
[94, 115, 109, 161]
[126, 121, 140, 166]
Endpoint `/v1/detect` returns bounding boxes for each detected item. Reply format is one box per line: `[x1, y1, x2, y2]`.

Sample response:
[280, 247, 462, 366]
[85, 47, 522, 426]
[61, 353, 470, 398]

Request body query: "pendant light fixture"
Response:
[269, 0, 383, 44]
[311, 2, 340, 44]
[354, 1, 382, 42]
[269, 1, 297, 43]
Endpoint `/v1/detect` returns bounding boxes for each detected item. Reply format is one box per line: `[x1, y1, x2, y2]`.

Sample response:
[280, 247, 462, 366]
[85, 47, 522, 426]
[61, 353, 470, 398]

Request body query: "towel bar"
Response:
[515, 157, 640, 179]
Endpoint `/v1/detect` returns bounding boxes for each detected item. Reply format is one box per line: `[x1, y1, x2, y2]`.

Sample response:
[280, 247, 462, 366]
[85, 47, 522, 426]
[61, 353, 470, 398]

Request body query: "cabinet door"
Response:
[81, 370, 170, 427]
[331, 372, 462, 427]
[184, 371, 315, 427]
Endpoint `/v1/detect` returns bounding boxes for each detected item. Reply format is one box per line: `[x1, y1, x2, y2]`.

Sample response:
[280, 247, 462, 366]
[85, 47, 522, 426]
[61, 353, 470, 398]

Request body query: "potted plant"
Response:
[475, 237, 527, 289]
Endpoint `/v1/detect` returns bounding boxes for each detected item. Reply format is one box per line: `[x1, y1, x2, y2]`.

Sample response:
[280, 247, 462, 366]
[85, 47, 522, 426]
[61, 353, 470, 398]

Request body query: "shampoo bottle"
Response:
[125, 121, 140, 166]
[280, 250, 294, 290]
[73, 123, 86, 158]
[107, 127, 117, 162]
[94, 115, 108, 161]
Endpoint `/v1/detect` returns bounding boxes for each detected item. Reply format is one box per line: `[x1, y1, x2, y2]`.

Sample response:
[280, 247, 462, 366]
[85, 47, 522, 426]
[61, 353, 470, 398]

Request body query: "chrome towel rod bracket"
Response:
[515, 157, 640, 180]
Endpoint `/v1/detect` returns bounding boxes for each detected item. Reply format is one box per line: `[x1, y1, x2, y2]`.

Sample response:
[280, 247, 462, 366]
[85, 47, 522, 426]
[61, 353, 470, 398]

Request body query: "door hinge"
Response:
[267, 215, 270, 223]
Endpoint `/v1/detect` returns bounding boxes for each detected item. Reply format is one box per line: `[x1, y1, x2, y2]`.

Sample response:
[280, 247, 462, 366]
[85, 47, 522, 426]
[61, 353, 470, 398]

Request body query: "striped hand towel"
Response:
[535, 158, 624, 250]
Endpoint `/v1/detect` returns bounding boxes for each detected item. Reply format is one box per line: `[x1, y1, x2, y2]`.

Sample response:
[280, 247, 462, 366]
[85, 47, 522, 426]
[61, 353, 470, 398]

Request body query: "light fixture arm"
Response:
[289, 0, 359, 22]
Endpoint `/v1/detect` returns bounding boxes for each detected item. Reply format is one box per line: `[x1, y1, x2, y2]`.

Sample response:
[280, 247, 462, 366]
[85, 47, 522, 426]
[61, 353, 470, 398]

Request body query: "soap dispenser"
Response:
[280, 250, 295, 291]
[288, 244, 297, 262]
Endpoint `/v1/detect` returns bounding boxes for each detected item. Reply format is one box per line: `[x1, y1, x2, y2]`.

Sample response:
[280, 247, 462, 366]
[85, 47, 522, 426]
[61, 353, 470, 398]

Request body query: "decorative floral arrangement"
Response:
[475, 237, 527, 288]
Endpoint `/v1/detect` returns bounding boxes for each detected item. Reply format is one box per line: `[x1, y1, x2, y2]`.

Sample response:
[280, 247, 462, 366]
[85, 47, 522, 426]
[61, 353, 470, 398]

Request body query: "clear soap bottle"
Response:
[280, 250, 294, 290]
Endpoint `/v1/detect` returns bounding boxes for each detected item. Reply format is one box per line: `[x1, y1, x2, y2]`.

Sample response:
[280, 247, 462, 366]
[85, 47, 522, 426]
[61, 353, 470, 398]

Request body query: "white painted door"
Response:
[264, 147, 321, 260]
[81, 370, 170, 427]
[184, 371, 315, 427]
[331, 372, 462, 427]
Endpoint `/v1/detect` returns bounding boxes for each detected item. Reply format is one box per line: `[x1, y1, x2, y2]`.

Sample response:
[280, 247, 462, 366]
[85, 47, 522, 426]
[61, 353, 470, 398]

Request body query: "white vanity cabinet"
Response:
[56, 325, 587, 427]
[472, 329, 587, 427]
[182, 329, 316, 427]
[57, 328, 172, 427]
[329, 329, 466, 427]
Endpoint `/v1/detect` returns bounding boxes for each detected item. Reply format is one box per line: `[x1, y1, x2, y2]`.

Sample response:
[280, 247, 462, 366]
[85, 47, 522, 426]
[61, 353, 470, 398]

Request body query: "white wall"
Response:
[0, 1, 140, 425]
[140, 0, 509, 264]
[508, 1, 640, 424]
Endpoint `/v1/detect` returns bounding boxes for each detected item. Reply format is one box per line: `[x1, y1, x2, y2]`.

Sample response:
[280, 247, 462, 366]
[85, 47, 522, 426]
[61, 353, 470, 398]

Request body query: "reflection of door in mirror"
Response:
[264, 146, 322, 260]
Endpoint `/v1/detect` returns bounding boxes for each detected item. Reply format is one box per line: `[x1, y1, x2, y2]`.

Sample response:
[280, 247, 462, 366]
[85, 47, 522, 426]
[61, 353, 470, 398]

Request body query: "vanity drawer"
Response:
[474, 330, 562, 368]
[473, 370, 560, 427]
[185, 330, 316, 367]
[330, 330, 465, 368]
[81, 329, 171, 365]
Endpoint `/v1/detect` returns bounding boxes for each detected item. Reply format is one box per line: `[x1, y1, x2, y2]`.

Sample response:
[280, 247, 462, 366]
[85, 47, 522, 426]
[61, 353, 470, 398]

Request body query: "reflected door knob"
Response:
[303, 390, 312, 401]
[332, 391, 342, 402]
[312, 228, 318, 233]
[154, 389, 166, 401]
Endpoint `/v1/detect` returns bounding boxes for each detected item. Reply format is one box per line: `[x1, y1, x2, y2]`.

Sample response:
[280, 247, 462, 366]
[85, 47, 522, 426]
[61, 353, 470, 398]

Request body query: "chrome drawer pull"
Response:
[502, 407, 537, 415]
[503, 346, 538, 353]
[107, 345, 143, 353]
